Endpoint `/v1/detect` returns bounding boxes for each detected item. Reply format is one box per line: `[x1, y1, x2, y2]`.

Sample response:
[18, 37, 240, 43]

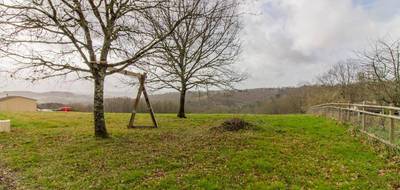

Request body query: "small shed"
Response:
[0, 96, 37, 112]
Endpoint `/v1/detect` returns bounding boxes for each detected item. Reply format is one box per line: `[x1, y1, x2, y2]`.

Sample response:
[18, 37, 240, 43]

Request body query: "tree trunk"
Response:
[177, 89, 187, 118]
[93, 72, 108, 138]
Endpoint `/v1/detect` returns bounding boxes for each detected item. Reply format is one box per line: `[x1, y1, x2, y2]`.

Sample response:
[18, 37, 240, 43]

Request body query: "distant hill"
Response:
[0, 88, 283, 105]
[0, 84, 368, 114]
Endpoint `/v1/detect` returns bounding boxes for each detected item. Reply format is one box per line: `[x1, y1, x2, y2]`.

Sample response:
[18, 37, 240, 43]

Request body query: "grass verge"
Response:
[0, 112, 399, 189]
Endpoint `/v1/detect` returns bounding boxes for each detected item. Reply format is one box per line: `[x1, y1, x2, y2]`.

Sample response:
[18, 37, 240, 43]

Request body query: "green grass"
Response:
[0, 112, 399, 189]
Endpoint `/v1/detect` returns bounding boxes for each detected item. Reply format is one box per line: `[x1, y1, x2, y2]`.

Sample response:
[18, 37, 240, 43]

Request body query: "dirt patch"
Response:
[211, 118, 253, 132]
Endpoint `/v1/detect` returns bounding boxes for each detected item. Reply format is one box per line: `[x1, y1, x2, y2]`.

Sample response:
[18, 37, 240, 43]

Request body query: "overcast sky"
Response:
[2, 0, 400, 96]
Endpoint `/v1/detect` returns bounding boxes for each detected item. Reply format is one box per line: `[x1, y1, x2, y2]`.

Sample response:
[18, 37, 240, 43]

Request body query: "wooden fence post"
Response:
[362, 101, 366, 131]
[311, 102, 398, 147]
[357, 105, 361, 128]
[389, 103, 395, 144]
[347, 102, 351, 123]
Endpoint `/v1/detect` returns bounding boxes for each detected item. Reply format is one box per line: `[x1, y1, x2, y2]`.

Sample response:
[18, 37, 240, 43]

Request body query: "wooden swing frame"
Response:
[127, 73, 158, 128]
[108, 68, 158, 128]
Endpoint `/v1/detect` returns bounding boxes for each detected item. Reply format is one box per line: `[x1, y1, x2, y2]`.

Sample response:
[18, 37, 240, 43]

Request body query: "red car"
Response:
[57, 106, 72, 112]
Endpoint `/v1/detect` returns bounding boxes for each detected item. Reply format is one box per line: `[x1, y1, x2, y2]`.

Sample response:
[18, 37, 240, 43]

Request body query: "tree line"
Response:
[315, 39, 400, 106]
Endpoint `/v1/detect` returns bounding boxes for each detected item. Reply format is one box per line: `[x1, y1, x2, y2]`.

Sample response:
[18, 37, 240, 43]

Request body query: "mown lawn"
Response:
[0, 112, 399, 189]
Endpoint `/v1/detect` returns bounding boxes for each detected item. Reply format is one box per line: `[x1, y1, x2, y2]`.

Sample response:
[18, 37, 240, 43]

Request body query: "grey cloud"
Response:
[2, 0, 400, 94]
[237, 0, 400, 89]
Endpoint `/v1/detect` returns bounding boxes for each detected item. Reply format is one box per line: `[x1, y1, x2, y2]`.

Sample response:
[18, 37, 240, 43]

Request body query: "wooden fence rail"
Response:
[309, 102, 399, 149]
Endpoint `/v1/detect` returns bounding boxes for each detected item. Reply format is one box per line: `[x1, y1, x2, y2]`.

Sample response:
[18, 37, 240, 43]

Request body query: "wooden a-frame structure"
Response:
[109, 68, 158, 128]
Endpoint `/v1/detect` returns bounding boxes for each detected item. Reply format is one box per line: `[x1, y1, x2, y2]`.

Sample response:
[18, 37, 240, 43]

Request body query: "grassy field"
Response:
[0, 112, 399, 189]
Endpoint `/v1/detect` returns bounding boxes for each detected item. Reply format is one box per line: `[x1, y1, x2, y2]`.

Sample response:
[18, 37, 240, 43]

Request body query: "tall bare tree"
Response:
[360, 39, 400, 105]
[0, 0, 198, 137]
[136, 0, 244, 118]
[317, 59, 361, 102]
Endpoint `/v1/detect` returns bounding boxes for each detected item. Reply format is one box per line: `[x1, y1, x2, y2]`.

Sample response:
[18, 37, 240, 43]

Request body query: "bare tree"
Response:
[135, 0, 244, 118]
[0, 0, 198, 138]
[360, 39, 400, 105]
[317, 59, 360, 102]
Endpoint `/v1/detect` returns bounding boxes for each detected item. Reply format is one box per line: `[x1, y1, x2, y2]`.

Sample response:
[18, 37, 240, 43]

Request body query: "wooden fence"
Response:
[309, 102, 400, 149]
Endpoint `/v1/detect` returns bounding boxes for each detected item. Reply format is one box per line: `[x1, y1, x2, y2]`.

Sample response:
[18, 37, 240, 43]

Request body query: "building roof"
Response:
[0, 96, 37, 102]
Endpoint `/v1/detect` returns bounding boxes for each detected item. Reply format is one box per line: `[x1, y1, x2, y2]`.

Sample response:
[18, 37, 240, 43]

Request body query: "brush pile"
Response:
[212, 118, 252, 132]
